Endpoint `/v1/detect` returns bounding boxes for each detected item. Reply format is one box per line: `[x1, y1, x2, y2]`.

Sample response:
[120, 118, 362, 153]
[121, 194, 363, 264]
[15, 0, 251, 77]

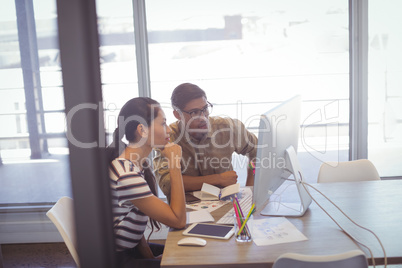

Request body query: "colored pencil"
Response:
[233, 197, 251, 237]
[232, 198, 242, 228]
[237, 203, 255, 236]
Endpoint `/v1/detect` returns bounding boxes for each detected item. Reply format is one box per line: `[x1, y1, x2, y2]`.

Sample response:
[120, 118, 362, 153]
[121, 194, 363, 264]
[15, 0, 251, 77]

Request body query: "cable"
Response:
[292, 177, 387, 267]
[269, 179, 302, 213]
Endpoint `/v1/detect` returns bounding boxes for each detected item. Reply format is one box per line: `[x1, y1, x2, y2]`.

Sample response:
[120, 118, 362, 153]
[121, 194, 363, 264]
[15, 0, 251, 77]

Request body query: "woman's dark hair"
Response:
[106, 97, 162, 239]
[171, 83, 207, 110]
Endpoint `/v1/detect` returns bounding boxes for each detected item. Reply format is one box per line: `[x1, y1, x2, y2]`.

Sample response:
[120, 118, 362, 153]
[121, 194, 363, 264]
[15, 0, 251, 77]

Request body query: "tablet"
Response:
[182, 223, 235, 240]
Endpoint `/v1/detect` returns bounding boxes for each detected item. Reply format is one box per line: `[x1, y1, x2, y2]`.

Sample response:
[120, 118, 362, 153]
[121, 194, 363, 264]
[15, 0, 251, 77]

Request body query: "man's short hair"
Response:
[171, 83, 207, 110]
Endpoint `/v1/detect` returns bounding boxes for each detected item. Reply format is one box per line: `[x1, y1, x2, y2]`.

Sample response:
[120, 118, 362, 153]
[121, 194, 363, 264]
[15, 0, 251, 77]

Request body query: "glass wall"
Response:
[0, 0, 353, 207]
[146, 0, 350, 182]
[0, 0, 70, 205]
[0, 0, 139, 206]
[368, 0, 402, 177]
[96, 0, 139, 139]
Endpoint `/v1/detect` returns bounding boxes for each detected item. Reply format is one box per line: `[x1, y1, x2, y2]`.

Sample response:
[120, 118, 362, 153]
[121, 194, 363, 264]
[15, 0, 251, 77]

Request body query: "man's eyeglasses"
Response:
[181, 102, 213, 118]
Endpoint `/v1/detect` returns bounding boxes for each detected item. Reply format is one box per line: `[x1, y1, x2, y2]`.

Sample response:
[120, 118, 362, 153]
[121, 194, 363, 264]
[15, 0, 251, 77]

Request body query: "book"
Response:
[186, 210, 215, 224]
[197, 183, 240, 201]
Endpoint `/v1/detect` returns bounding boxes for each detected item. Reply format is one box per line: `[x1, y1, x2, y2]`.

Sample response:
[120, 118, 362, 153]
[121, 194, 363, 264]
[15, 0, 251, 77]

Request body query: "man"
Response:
[153, 83, 257, 200]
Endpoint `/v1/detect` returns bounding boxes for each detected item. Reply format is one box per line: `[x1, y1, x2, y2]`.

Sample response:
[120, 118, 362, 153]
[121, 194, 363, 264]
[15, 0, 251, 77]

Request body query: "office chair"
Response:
[273, 250, 368, 268]
[46, 196, 80, 267]
[317, 159, 380, 183]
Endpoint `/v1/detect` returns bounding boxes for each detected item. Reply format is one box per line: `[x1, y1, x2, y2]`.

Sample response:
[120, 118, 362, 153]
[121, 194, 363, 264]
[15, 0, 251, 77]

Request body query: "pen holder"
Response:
[233, 214, 253, 242]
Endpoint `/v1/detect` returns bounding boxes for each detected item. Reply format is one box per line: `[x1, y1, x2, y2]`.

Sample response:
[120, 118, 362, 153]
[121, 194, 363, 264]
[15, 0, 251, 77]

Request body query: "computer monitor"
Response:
[253, 95, 311, 217]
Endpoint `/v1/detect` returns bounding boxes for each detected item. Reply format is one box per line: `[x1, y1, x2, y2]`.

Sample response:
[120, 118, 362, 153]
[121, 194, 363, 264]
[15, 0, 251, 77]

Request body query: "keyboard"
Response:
[216, 188, 253, 225]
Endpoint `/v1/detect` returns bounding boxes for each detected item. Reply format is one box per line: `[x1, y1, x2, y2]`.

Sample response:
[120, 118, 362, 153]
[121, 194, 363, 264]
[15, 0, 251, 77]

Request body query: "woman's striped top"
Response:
[109, 158, 153, 251]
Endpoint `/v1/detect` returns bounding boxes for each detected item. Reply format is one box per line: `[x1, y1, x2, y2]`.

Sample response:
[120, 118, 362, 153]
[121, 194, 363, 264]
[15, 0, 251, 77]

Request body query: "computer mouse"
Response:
[177, 237, 207, 247]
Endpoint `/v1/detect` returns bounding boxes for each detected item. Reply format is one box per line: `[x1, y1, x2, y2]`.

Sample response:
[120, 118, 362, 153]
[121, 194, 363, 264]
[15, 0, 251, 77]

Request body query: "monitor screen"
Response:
[253, 95, 310, 216]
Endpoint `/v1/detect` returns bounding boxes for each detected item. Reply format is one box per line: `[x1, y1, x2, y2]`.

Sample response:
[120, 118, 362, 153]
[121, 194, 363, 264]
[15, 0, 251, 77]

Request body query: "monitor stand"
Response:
[260, 146, 312, 217]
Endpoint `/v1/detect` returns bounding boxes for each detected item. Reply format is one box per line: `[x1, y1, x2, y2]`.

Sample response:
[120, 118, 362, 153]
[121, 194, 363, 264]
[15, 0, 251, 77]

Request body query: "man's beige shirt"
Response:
[153, 116, 258, 199]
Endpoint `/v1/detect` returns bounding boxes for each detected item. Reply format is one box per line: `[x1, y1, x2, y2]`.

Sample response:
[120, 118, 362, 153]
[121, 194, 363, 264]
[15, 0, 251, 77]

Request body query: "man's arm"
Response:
[232, 118, 258, 186]
[246, 165, 255, 186]
[182, 170, 238, 192]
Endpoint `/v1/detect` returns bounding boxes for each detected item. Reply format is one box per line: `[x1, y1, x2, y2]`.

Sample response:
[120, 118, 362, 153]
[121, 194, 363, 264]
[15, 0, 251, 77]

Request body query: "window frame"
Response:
[349, 0, 369, 160]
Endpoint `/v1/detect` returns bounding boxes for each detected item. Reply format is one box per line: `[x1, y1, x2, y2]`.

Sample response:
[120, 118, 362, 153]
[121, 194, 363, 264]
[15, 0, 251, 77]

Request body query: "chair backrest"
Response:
[317, 159, 380, 183]
[273, 250, 368, 268]
[46, 196, 80, 267]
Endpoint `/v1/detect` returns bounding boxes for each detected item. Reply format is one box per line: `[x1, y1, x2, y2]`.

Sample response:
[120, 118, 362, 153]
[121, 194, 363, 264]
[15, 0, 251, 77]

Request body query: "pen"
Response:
[233, 198, 251, 237]
[234, 197, 252, 236]
[232, 199, 241, 223]
[249, 162, 255, 175]
[234, 196, 244, 217]
[232, 198, 242, 228]
[237, 203, 255, 236]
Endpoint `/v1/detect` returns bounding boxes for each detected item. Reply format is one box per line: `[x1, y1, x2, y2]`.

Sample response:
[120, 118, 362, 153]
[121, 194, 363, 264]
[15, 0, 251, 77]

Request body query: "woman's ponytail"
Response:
[106, 127, 126, 164]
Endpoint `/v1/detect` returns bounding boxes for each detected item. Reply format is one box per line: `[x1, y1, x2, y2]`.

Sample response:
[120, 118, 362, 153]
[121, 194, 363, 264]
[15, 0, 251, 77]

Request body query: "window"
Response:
[96, 0, 139, 137]
[146, 0, 350, 183]
[368, 0, 402, 178]
[0, 0, 70, 206]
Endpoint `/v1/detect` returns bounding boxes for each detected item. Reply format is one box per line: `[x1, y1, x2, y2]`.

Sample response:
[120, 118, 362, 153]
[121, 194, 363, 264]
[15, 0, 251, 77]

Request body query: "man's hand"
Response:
[218, 171, 238, 187]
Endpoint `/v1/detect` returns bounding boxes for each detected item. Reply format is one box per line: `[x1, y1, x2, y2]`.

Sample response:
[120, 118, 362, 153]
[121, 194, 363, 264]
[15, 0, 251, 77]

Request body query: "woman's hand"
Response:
[154, 254, 163, 260]
[161, 143, 182, 169]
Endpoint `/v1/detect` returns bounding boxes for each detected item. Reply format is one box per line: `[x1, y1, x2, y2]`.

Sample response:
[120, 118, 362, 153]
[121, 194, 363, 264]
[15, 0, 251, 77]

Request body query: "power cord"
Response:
[284, 176, 387, 267]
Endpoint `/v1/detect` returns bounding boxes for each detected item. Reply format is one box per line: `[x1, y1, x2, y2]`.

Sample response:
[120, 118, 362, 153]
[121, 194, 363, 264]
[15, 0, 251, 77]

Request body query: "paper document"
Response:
[186, 210, 214, 224]
[186, 199, 229, 213]
[252, 217, 308, 246]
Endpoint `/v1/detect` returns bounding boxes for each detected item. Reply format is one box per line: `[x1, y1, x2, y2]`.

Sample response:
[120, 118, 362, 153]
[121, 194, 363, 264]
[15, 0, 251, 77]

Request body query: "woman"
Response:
[107, 97, 186, 267]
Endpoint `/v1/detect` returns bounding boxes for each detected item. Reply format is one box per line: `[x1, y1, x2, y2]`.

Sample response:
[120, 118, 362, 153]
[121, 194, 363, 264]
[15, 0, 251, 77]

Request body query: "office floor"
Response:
[1, 240, 167, 268]
[1, 243, 76, 268]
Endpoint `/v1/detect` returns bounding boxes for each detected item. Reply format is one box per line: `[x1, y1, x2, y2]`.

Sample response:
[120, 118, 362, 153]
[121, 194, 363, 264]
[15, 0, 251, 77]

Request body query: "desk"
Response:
[161, 180, 402, 267]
